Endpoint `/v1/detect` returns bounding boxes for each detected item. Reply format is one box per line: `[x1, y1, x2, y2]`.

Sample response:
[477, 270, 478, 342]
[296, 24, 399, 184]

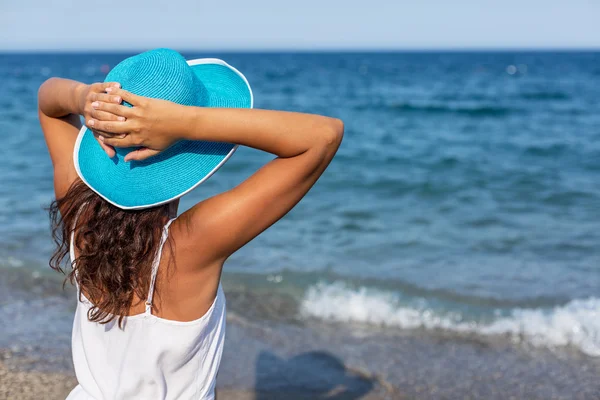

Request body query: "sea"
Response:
[1, 51, 599, 398]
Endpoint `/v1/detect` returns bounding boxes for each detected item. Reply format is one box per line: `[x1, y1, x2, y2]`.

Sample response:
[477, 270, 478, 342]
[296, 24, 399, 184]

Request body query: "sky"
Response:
[1, 0, 599, 51]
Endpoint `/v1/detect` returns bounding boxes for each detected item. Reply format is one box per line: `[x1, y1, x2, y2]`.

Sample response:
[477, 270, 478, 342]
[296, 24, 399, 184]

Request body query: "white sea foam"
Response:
[300, 282, 600, 357]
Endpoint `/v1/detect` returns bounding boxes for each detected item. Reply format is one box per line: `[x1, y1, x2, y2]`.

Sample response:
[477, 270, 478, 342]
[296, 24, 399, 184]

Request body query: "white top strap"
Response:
[145, 218, 176, 314]
[70, 205, 88, 298]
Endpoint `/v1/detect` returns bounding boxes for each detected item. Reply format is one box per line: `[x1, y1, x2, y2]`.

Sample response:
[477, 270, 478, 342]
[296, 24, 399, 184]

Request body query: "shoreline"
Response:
[2, 311, 600, 400]
[2, 270, 600, 399]
[3, 266, 599, 358]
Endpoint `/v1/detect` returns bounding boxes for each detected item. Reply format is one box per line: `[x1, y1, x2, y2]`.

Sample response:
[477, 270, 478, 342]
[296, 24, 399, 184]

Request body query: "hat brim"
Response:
[74, 58, 253, 210]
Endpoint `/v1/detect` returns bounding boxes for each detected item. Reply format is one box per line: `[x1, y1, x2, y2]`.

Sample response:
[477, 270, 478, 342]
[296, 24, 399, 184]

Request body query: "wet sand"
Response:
[3, 311, 600, 400]
[0, 363, 392, 400]
[0, 356, 394, 400]
[0, 359, 76, 400]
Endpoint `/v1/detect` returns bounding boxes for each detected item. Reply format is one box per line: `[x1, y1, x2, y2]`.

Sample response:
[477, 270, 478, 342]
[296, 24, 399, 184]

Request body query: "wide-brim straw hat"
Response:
[73, 48, 253, 209]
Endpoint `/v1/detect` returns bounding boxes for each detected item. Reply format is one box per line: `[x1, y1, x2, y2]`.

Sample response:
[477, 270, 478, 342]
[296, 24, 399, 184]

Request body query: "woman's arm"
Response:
[38, 78, 123, 197]
[93, 89, 344, 264]
[38, 78, 87, 118]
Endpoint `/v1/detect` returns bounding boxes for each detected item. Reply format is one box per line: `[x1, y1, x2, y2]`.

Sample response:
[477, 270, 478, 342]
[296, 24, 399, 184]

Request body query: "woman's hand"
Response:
[87, 88, 187, 162]
[76, 82, 124, 157]
[77, 82, 123, 126]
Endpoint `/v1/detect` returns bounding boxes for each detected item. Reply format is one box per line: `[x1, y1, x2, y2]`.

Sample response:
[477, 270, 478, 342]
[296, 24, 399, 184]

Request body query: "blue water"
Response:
[1, 51, 599, 355]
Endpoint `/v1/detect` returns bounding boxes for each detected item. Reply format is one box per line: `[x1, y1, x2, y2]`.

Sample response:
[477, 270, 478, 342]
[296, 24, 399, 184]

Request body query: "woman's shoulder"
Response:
[167, 211, 227, 272]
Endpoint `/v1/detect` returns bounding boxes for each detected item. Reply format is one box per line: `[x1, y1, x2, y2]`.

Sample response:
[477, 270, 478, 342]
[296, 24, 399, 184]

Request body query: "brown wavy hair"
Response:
[49, 179, 173, 328]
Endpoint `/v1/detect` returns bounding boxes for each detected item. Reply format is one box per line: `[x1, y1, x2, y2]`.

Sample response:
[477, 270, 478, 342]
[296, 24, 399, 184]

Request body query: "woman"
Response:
[38, 49, 343, 399]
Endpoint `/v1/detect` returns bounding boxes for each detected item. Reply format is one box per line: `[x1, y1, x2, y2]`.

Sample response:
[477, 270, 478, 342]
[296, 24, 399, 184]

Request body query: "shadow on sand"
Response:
[253, 350, 375, 399]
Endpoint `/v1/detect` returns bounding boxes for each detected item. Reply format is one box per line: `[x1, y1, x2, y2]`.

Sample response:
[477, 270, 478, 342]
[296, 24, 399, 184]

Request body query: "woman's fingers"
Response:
[105, 87, 142, 106]
[104, 82, 121, 90]
[93, 131, 116, 158]
[124, 148, 160, 162]
[90, 82, 120, 93]
[100, 134, 138, 148]
[96, 135, 159, 162]
[90, 92, 122, 104]
[90, 101, 132, 118]
[86, 119, 129, 134]
[90, 109, 126, 122]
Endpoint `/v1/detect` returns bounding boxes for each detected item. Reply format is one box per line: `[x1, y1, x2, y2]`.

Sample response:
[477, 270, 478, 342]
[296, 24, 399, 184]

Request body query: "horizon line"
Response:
[1, 46, 600, 54]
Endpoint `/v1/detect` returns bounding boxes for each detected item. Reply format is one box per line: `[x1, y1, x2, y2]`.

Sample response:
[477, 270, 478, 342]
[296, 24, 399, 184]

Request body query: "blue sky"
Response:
[1, 0, 599, 50]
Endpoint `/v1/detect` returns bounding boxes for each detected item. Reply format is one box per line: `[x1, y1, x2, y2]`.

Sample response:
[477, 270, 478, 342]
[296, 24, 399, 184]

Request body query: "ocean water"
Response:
[1, 51, 599, 358]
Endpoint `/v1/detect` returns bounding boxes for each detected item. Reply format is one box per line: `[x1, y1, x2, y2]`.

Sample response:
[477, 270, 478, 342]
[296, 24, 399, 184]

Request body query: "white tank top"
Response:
[66, 218, 226, 400]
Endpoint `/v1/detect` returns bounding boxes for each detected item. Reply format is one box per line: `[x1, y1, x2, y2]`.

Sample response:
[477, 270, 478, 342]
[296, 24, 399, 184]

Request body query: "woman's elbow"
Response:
[37, 79, 50, 107]
[322, 118, 344, 148]
[37, 78, 59, 115]
[38, 77, 57, 99]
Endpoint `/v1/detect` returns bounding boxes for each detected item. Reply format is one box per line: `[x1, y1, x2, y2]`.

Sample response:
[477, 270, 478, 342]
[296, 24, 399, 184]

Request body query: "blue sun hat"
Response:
[73, 48, 253, 209]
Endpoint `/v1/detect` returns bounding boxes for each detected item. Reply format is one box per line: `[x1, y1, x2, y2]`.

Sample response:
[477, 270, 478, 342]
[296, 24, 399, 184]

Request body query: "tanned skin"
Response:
[38, 78, 343, 322]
